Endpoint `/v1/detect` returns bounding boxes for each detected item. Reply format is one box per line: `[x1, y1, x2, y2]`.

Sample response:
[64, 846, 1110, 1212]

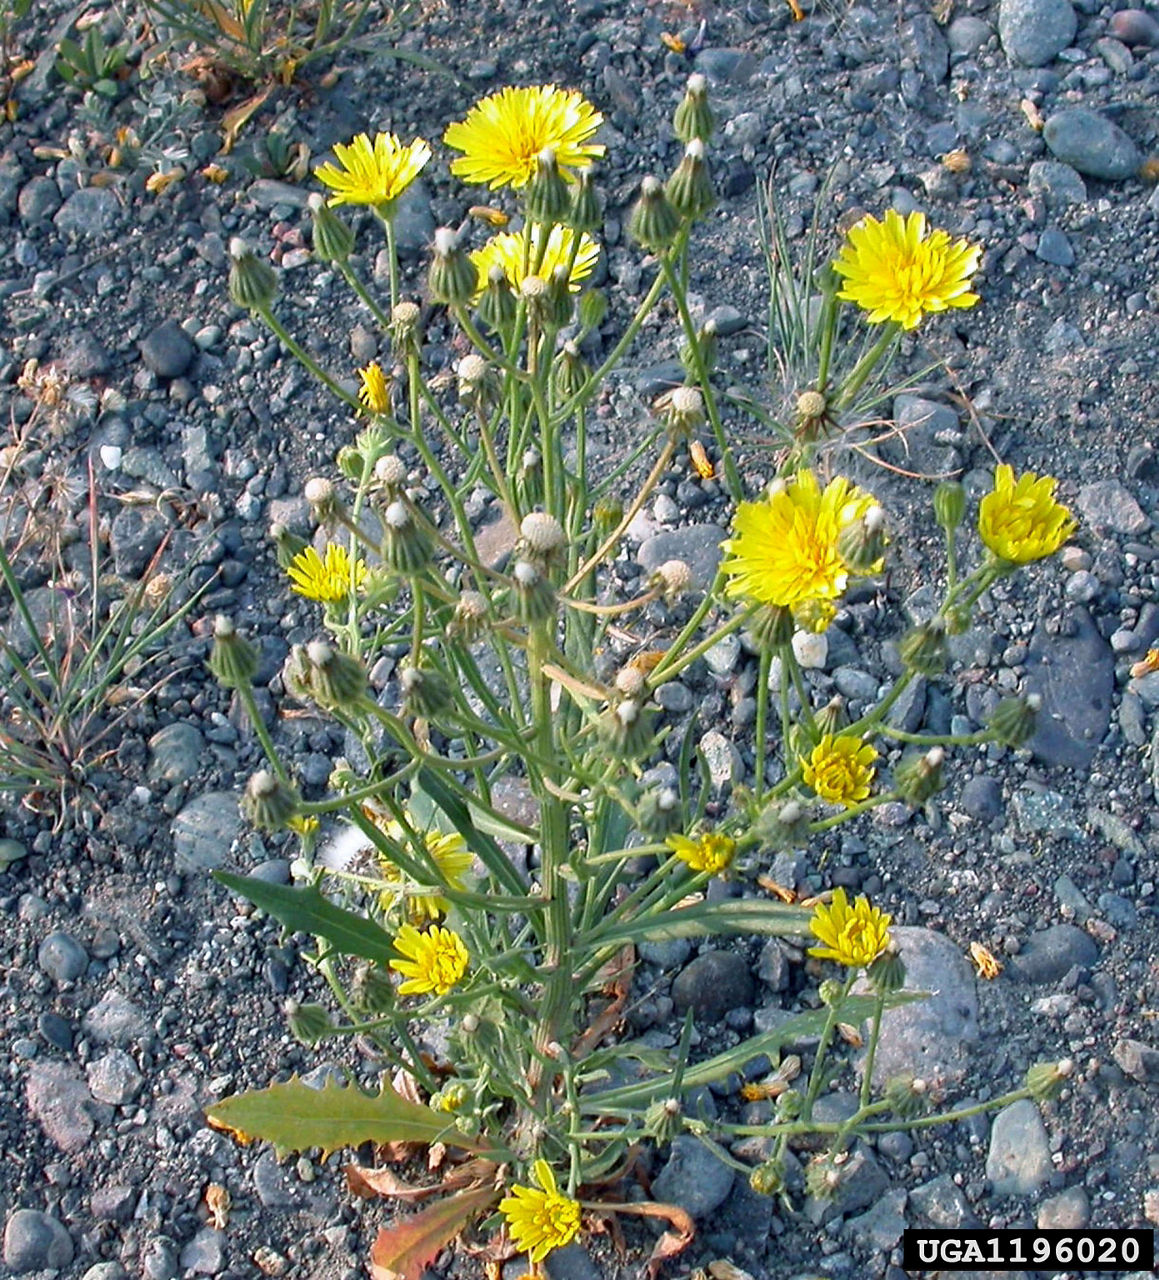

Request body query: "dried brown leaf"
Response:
[369, 1186, 499, 1280]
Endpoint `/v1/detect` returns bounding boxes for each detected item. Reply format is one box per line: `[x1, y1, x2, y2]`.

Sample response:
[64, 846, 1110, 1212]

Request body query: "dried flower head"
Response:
[520, 511, 565, 555]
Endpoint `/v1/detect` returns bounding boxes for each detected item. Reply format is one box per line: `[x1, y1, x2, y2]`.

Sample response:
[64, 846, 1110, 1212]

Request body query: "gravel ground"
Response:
[2, 0, 1159, 1277]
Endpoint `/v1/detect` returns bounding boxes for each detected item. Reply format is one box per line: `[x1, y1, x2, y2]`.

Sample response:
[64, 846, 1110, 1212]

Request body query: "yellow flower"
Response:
[286, 543, 367, 603]
[444, 85, 605, 190]
[390, 923, 469, 997]
[499, 1160, 582, 1263]
[376, 820, 472, 922]
[721, 470, 879, 631]
[977, 464, 1077, 565]
[833, 210, 981, 330]
[808, 887, 892, 968]
[666, 831, 736, 876]
[469, 224, 600, 300]
[357, 361, 391, 413]
[315, 132, 431, 212]
[802, 733, 877, 807]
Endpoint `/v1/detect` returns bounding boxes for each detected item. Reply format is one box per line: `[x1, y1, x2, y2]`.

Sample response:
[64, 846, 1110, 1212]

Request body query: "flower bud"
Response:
[933, 480, 966, 531]
[545, 263, 575, 328]
[679, 318, 717, 378]
[308, 192, 355, 264]
[814, 695, 848, 741]
[636, 785, 682, 838]
[673, 72, 714, 143]
[836, 504, 887, 574]
[428, 227, 478, 307]
[457, 353, 498, 411]
[628, 176, 681, 253]
[510, 558, 556, 625]
[592, 497, 623, 539]
[894, 745, 945, 807]
[884, 1072, 930, 1120]
[432, 1081, 471, 1113]
[793, 597, 837, 634]
[567, 165, 601, 233]
[305, 639, 368, 710]
[381, 498, 433, 574]
[208, 615, 259, 689]
[351, 962, 395, 1014]
[597, 696, 655, 760]
[1026, 1058, 1073, 1103]
[228, 237, 277, 311]
[336, 445, 365, 481]
[242, 769, 301, 831]
[643, 1096, 683, 1144]
[285, 1000, 336, 1046]
[270, 521, 308, 569]
[399, 663, 453, 720]
[752, 797, 810, 851]
[818, 978, 843, 1008]
[899, 615, 948, 676]
[804, 1153, 843, 1202]
[553, 340, 590, 402]
[476, 263, 516, 332]
[525, 148, 571, 227]
[665, 139, 715, 221]
[749, 1155, 786, 1197]
[516, 446, 544, 510]
[987, 692, 1040, 748]
[654, 384, 705, 439]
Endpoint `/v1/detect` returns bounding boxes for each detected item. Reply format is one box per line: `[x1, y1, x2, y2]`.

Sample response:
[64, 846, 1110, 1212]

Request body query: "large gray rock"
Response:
[1043, 109, 1142, 181]
[1010, 923, 1098, 984]
[987, 1099, 1052, 1196]
[171, 790, 242, 871]
[1024, 608, 1113, 769]
[651, 1135, 735, 1218]
[637, 524, 726, 592]
[998, 0, 1076, 65]
[3, 1209, 74, 1272]
[26, 1061, 99, 1152]
[861, 927, 979, 1089]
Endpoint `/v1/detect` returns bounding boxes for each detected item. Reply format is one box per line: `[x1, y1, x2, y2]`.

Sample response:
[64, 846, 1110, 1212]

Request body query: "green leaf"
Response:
[214, 871, 395, 964]
[414, 768, 529, 897]
[207, 1075, 485, 1155]
[587, 899, 810, 950]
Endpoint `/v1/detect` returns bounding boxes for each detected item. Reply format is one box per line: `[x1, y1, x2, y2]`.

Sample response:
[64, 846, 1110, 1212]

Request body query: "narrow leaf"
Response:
[206, 1075, 484, 1156]
[370, 1186, 499, 1280]
[415, 768, 529, 897]
[589, 899, 810, 949]
[214, 871, 395, 964]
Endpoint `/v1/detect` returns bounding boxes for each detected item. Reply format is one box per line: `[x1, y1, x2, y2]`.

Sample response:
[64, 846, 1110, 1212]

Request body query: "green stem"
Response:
[754, 648, 771, 800]
[808, 790, 901, 833]
[258, 306, 359, 411]
[235, 680, 288, 782]
[833, 321, 900, 412]
[802, 972, 856, 1121]
[860, 986, 887, 1109]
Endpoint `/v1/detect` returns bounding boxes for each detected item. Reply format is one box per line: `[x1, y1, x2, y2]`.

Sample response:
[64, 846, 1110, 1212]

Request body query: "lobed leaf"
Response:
[206, 1075, 486, 1157]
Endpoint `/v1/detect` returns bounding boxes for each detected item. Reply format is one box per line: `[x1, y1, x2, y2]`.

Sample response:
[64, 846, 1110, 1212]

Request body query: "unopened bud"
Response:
[208, 615, 258, 689]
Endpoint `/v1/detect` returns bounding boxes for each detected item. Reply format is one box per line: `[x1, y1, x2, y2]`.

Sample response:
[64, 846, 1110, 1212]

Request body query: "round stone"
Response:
[672, 950, 754, 1022]
[37, 931, 88, 983]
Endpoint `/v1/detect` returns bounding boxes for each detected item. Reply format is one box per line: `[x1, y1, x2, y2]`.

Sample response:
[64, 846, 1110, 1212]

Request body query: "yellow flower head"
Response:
[286, 543, 367, 603]
[721, 470, 879, 631]
[390, 923, 469, 997]
[977, 464, 1077, 565]
[315, 132, 431, 211]
[357, 361, 391, 414]
[808, 887, 892, 969]
[802, 733, 877, 807]
[499, 1160, 582, 1263]
[833, 210, 981, 330]
[470, 224, 600, 300]
[377, 819, 473, 922]
[666, 831, 736, 876]
[444, 85, 605, 190]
